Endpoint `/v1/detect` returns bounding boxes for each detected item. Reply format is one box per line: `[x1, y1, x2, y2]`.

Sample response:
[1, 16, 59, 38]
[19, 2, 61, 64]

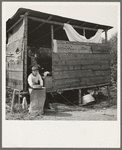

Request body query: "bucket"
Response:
[82, 94, 95, 105]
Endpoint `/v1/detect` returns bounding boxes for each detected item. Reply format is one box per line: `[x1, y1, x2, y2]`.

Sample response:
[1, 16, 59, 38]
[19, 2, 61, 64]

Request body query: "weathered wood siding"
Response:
[6, 42, 24, 90]
[6, 20, 25, 90]
[52, 40, 111, 90]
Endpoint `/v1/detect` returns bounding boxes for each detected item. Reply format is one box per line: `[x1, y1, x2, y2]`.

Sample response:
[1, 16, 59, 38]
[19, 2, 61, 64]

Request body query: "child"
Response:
[28, 65, 51, 109]
[28, 65, 43, 89]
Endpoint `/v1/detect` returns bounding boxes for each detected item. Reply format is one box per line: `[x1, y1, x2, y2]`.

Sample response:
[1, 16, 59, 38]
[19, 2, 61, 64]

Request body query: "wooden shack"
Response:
[6, 8, 113, 104]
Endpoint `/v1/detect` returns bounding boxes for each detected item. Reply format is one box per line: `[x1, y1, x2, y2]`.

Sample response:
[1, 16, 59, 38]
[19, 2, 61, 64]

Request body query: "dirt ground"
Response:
[6, 85, 117, 121]
[5, 103, 117, 121]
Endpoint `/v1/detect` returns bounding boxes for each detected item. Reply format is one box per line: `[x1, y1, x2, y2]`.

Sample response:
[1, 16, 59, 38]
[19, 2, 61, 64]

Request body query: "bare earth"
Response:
[6, 103, 117, 121]
[6, 86, 117, 121]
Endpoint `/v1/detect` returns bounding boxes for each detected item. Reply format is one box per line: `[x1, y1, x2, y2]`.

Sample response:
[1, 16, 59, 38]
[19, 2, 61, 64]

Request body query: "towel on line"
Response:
[63, 23, 103, 43]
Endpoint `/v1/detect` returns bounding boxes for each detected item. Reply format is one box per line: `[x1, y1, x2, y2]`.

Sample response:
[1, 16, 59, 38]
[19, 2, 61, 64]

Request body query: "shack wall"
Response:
[6, 20, 25, 90]
[52, 40, 111, 91]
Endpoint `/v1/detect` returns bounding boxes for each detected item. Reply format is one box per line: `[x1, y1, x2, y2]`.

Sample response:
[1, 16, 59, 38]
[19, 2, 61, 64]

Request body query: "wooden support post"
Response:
[105, 30, 108, 43]
[11, 89, 21, 112]
[23, 16, 28, 92]
[11, 89, 16, 112]
[18, 90, 20, 105]
[17, 90, 21, 111]
[83, 29, 85, 37]
[79, 88, 82, 105]
[107, 85, 110, 101]
[51, 25, 54, 51]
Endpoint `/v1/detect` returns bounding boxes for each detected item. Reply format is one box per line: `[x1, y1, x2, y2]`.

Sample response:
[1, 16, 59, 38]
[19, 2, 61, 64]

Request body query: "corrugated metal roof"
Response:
[6, 8, 113, 31]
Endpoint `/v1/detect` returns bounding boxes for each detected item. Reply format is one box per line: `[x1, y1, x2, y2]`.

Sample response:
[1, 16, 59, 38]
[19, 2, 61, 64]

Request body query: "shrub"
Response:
[108, 33, 117, 84]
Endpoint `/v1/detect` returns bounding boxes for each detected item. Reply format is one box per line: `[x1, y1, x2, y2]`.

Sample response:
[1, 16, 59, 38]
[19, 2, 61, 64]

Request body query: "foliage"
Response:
[102, 33, 117, 84]
[108, 33, 117, 84]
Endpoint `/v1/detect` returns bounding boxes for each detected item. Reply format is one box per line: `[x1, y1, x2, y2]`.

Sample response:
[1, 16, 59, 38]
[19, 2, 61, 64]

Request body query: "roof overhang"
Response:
[6, 8, 113, 46]
[6, 8, 113, 32]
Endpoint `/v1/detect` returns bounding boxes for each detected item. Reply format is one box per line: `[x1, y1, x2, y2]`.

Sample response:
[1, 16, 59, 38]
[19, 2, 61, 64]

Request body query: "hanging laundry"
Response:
[63, 23, 103, 43]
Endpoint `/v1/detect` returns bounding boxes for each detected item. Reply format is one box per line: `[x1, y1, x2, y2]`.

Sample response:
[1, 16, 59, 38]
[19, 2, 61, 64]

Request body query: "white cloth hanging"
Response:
[63, 23, 103, 43]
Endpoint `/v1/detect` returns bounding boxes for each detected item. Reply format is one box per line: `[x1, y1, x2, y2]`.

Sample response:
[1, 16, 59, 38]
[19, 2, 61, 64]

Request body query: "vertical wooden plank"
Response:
[18, 90, 20, 106]
[51, 25, 54, 82]
[23, 16, 28, 92]
[51, 25, 54, 51]
[105, 30, 108, 43]
[83, 29, 85, 37]
[107, 85, 110, 101]
[11, 89, 16, 112]
[79, 88, 82, 105]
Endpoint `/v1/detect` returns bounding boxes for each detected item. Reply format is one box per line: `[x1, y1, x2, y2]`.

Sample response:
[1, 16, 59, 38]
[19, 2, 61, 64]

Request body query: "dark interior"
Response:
[28, 18, 97, 46]
[27, 18, 98, 77]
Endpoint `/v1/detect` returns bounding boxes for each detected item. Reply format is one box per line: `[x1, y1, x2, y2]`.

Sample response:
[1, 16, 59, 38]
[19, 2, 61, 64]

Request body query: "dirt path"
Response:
[42, 107, 117, 121]
[6, 104, 117, 121]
